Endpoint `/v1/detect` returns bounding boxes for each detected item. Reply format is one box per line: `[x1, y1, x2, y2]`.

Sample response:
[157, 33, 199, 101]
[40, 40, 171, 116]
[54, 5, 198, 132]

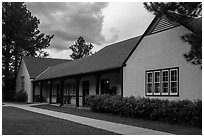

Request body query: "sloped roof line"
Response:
[122, 15, 160, 66]
[35, 36, 142, 81]
[34, 14, 201, 81]
[35, 67, 51, 79]
[23, 56, 69, 79]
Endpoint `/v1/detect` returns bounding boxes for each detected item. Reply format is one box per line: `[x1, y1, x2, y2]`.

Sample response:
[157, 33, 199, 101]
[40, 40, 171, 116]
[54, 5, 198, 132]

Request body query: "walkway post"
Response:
[76, 76, 81, 107]
[96, 73, 102, 94]
[40, 81, 43, 103]
[32, 82, 35, 102]
[49, 80, 53, 104]
[60, 78, 64, 106]
[120, 67, 123, 97]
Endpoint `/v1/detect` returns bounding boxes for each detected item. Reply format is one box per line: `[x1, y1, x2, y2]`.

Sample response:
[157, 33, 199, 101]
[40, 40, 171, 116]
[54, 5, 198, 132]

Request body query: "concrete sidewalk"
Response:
[3, 103, 172, 135]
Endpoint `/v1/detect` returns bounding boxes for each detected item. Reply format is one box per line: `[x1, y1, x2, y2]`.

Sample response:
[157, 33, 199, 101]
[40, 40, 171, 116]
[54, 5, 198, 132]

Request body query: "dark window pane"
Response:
[162, 83, 168, 93]
[171, 82, 177, 93]
[155, 83, 160, 93]
[147, 84, 152, 93]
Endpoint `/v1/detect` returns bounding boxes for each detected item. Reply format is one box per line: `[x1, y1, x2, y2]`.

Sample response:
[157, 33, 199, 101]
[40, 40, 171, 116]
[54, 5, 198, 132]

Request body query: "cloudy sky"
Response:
[26, 2, 155, 59]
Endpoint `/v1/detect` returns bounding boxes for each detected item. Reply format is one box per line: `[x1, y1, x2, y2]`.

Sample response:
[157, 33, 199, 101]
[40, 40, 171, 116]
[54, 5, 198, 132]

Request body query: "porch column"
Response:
[76, 76, 81, 107]
[96, 73, 102, 94]
[32, 82, 35, 102]
[60, 78, 65, 106]
[40, 81, 43, 103]
[49, 80, 53, 104]
[120, 67, 123, 97]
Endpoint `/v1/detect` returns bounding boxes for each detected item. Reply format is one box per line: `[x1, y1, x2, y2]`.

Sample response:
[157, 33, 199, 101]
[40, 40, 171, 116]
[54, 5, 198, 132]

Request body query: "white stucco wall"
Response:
[16, 59, 33, 102]
[123, 26, 202, 100]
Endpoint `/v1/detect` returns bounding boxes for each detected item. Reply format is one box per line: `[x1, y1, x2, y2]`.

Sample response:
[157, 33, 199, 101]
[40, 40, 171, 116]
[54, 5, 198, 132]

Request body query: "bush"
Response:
[14, 90, 27, 102]
[85, 94, 202, 128]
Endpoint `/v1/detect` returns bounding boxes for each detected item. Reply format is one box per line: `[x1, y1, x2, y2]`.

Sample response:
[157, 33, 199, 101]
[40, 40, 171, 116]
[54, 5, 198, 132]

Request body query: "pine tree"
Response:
[2, 2, 54, 100]
[69, 36, 93, 60]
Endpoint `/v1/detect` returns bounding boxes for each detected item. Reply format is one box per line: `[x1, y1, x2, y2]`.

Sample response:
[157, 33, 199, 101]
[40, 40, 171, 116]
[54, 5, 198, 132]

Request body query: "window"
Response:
[146, 67, 178, 96]
[170, 69, 178, 95]
[154, 71, 161, 95]
[20, 76, 25, 91]
[146, 72, 153, 95]
[162, 70, 169, 95]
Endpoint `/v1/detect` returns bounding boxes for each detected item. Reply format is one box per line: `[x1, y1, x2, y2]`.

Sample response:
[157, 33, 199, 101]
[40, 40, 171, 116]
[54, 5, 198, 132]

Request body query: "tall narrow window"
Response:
[146, 72, 153, 95]
[20, 76, 25, 91]
[170, 69, 178, 95]
[154, 71, 161, 95]
[162, 70, 169, 95]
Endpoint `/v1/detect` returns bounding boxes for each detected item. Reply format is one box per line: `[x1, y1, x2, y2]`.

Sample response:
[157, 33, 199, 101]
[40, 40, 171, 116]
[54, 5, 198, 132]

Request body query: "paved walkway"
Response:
[3, 103, 172, 135]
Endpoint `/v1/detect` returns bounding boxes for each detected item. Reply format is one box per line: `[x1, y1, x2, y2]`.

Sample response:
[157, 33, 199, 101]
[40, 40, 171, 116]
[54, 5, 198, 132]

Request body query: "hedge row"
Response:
[13, 90, 27, 102]
[85, 95, 202, 128]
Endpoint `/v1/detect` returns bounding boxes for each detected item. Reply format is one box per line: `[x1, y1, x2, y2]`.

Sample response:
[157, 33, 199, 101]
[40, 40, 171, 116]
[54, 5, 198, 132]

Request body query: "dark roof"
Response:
[35, 15, 201, 81]
[23, 56, 69, 79]
[36, 36, 141, 80]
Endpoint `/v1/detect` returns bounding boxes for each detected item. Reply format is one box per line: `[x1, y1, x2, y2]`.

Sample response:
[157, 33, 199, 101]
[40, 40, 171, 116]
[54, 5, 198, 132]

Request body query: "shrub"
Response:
[85, 94, 202, 128]
[14, 90, 28, 102]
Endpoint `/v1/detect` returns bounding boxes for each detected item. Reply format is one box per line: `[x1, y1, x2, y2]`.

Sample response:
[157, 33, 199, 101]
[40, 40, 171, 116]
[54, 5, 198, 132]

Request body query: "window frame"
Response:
[161, 70, 169, 95]
[154, 71, 161, 95]
[145, 67, 179, 96]
[170, 69, 178, 95]
[146, 72, 153, 95]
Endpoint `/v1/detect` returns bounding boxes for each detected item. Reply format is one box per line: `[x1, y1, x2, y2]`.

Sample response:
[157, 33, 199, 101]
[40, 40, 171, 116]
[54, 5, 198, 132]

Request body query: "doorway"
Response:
[101, 79, 110, 94]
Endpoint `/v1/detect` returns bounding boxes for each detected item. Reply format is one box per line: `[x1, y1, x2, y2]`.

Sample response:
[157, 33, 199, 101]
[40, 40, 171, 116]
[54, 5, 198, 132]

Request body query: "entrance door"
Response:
[101, 79, 110, 94]
[82, 81, 89, 106]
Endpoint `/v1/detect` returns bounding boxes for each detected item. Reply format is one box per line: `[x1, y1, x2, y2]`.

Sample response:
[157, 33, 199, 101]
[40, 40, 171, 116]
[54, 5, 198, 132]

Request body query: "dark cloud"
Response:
[26, 2, 108, 50]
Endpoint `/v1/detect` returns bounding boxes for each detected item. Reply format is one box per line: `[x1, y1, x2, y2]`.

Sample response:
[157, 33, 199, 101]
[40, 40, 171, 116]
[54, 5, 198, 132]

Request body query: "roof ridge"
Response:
[23, 56, 69, 61]
[44, 36, 142, 70]
[35, 36, 142, 81]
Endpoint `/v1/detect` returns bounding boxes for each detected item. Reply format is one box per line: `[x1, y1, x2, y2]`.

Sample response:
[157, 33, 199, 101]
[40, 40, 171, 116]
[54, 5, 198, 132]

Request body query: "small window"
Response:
[20, 76, 25, 91]
[145, 67, 178, 96]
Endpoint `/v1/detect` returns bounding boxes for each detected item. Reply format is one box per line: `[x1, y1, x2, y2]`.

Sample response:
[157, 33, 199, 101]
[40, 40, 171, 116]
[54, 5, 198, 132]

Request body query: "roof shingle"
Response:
[35, 36, 142, 80]
[23, 56, 69, 79]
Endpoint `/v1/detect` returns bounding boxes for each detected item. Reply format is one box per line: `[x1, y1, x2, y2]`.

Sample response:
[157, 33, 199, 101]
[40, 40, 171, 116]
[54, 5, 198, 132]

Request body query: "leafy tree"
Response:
[143, 2, 202, 68]
[2, 2, 54, 100]
[69, 36, 93, 60]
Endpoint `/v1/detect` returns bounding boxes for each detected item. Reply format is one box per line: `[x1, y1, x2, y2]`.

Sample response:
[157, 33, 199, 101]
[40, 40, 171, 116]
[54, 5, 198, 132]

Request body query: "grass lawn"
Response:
[2, 106, 118, 135]
[33, 104, 202, 135]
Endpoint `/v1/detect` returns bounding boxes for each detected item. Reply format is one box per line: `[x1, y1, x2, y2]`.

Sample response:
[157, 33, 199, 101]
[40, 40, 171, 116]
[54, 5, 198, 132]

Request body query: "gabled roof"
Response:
[35, 14, 201, 81]
[35, 36, 142, 81]
[23, 56, 69, 79]
[145, 14, 202, 36]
